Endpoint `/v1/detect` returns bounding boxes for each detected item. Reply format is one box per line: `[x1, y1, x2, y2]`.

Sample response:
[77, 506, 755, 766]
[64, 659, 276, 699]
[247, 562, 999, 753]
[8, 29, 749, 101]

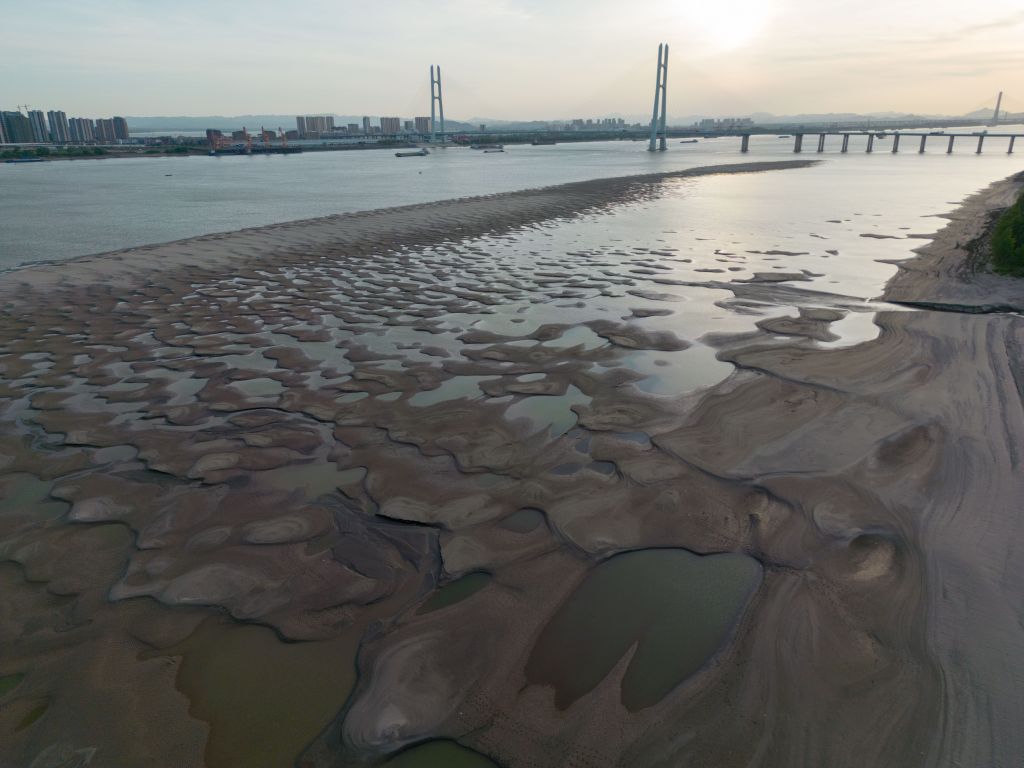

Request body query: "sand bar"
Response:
[0, 161, 1022, 767]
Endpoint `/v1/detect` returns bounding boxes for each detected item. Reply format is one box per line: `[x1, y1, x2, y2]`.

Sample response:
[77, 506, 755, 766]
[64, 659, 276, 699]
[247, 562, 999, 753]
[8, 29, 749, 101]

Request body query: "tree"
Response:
[992, 194, 1024, 276]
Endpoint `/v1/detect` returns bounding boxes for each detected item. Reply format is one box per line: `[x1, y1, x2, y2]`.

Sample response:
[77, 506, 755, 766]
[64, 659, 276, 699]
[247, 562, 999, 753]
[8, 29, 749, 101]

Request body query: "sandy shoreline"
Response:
[0, 160, 814, 292]
[0, 160, 1022, 768]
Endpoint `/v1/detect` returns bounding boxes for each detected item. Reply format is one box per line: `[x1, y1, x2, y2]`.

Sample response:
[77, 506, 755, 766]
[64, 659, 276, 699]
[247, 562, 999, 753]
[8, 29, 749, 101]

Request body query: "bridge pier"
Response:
[977, 135, 985, 154]
[1010, 136, 1016, 154]
[892, 134, 901, 153]
[794, 134, 803, 153]
[841, 134, 850, 153]
[948, 135, 955, 154]
[740, 134, 749, 153]
[817, 134, 826, 153]
[867, 134, 874, 153]
[919, 135, 927, 153]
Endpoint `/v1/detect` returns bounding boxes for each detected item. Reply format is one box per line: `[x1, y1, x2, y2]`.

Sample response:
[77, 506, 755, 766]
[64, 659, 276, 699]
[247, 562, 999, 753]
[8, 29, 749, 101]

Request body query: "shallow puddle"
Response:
[165, 375, 208, 405]
[229, 377, 285, 398]
[409, 376, 495, 407]
[500, 508, 546, 533]
[0, 473, 66, 519]
[526, 548, 761, 711]
[417, 572, 492, 614]
[255, 463, 366, 498]
[504, 385, 590, 437]
[154, 617, 359, 768]
[622, 344, 733, 397]
[382, 740, 499, 768]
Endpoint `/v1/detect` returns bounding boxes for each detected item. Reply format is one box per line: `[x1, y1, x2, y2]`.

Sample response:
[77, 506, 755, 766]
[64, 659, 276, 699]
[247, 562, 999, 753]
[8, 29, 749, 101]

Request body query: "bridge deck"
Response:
[737, 130, 1021, 154]
[793, 131, 1023, 138]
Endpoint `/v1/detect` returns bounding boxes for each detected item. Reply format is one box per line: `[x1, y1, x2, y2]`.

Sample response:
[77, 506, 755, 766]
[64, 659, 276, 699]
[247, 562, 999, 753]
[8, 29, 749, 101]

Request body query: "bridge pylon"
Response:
[991, 91, 1004, 126]
[430, 65, 446, 143]
[648, 43, 669, 152]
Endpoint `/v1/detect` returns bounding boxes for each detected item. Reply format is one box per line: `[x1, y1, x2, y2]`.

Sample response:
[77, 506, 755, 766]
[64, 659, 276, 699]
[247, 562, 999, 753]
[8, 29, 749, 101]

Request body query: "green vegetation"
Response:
[992, 193, 1024, 276]
[1, 146, 110, 159]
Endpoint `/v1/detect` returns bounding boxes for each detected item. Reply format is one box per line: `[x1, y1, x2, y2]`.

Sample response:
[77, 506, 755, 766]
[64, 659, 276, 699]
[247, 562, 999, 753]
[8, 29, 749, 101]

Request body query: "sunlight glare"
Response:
[669, 0, 772, 52]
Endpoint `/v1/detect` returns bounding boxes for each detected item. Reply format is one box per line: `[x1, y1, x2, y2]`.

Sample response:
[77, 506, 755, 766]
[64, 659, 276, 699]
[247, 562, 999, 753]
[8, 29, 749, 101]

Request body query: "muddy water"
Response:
[526, 549, 762, 711]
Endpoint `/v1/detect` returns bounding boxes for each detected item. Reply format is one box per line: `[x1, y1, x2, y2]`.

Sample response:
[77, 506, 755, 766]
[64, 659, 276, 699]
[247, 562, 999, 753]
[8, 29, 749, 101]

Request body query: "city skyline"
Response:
[3, 0, 1022, 120]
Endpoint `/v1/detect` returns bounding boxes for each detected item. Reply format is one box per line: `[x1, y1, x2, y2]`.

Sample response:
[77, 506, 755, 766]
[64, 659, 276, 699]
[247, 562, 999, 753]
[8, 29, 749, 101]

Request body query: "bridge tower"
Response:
[430, 65, 446, 143]
[648, 43, 669, 152]
[992, 91, 1004, 126]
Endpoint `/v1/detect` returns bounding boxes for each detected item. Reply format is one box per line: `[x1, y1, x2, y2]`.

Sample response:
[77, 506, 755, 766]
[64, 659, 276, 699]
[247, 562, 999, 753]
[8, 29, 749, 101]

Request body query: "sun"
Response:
[667, 0, 771, 52]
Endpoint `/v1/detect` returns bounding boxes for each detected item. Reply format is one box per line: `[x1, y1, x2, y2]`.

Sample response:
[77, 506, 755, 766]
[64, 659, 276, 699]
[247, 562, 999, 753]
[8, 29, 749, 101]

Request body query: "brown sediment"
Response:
[0, 160, 1021, 768]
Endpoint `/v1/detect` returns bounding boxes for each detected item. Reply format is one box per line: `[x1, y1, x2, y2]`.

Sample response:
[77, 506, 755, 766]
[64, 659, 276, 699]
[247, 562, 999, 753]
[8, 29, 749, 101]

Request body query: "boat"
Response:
[679, 139, 699, 144]
[531, 139, 556, 146]
[483, 148, 505, 153]
[395, 148, 429, 157]
[777, 135, 791, 138]
[4, 157, 45, 163]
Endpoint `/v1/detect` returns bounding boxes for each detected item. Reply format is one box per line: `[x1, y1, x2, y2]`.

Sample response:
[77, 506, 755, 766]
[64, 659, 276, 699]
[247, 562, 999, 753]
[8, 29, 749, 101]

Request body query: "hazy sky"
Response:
[3, 0, 1022, 119]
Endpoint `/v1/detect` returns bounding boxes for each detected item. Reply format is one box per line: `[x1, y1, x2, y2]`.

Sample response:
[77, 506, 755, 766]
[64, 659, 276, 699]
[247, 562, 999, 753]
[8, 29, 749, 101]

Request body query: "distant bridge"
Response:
[737, 131, 1020, 154]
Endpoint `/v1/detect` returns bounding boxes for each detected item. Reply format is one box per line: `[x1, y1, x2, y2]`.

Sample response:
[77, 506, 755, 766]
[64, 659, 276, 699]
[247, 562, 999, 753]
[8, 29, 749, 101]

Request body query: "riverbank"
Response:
[0, 161, 1021, 768]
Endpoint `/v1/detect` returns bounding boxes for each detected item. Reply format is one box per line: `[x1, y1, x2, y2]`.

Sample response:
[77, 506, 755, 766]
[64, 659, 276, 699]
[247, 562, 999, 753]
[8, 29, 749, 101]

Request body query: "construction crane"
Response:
[260, 125, 274, 149]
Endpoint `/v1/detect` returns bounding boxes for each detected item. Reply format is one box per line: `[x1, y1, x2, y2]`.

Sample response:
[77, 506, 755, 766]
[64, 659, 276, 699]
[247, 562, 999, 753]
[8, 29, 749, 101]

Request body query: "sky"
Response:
[2, 0, 1022, 120]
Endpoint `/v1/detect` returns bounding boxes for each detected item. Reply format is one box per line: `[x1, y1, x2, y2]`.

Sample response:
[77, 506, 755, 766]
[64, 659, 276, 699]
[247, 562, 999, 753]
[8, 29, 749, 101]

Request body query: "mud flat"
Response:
[0, 160, 1021, 768]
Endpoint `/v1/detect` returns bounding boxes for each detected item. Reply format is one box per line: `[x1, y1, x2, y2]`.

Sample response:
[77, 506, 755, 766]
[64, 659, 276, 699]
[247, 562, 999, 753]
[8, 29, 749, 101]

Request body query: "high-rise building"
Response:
[347, 123, 359, 134]
[404, 120, 415, 132]
[414, 116, 430, 133]
[380, 117, 401, 135]
[2, 111, 34, 143]
[46, 110, 70, 143]
[70, 118, 95, 143]
[362, 116, 371, 134]
[296, 116, 307, 136]
[0, 115, 8, 144]
[93, 118, 115, 142]
[326, 116, 335, 131]
[113, 116, 129, 141]
[27, 110, 49, 142]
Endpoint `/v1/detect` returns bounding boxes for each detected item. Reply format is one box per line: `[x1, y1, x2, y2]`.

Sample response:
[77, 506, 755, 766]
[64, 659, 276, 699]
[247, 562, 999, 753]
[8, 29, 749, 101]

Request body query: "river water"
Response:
[0, 125, 1021, 270]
